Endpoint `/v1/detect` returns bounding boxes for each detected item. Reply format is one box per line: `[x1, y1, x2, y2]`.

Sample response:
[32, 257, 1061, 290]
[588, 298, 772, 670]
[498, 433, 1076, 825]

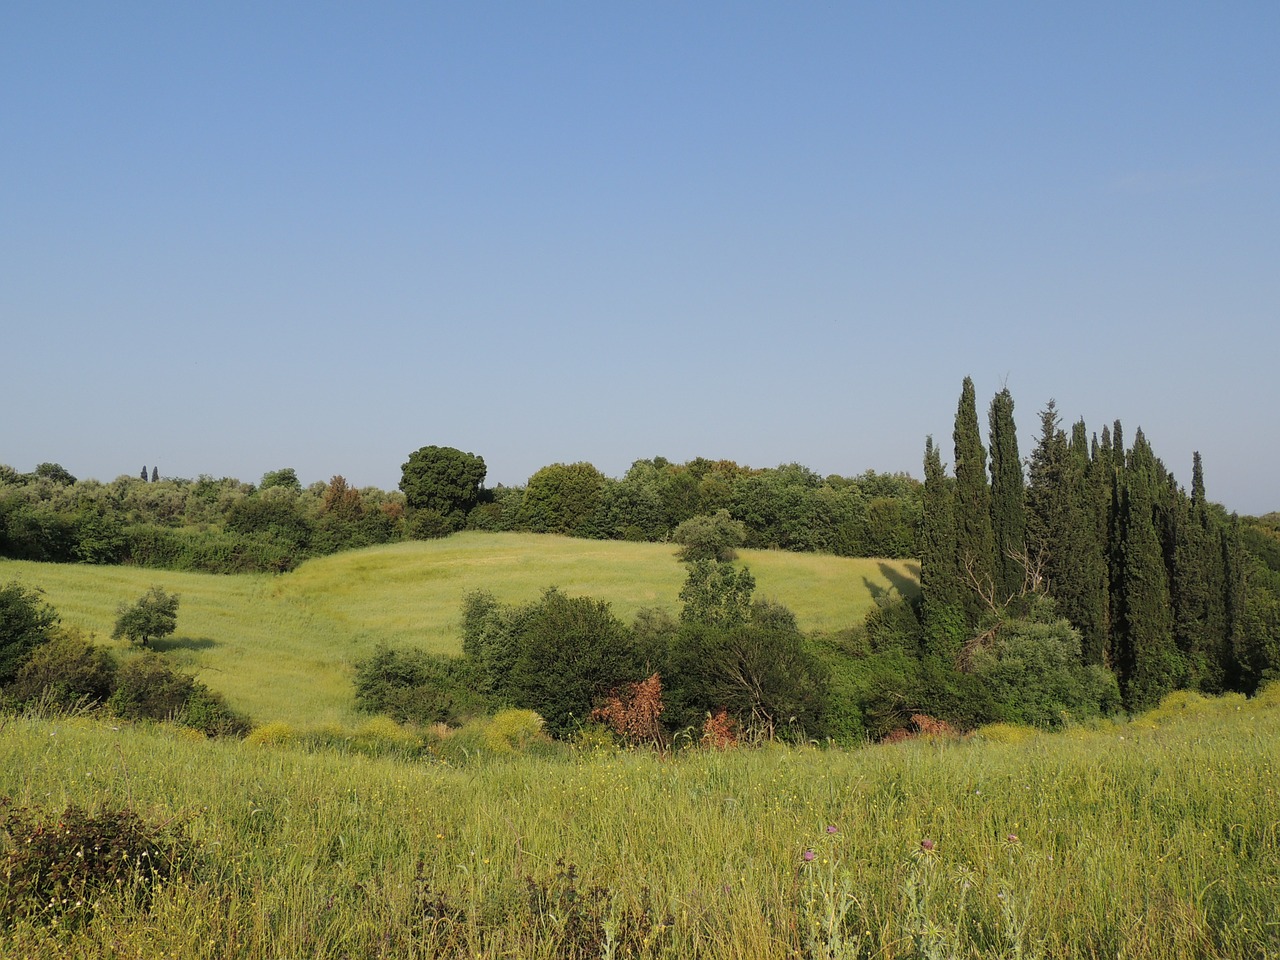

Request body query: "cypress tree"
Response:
[1170, 483, 1212, 688]
[151, 466, 159, 483]
[1118, 429, 1181, 710]
[1222, 515, 1249, 690]
[952, 377, 997, 622]
[1068, 421, 1109, 665]
[987, 388, 1026, 600]
[1084, 431, 1115, 665]
[920, 436, 963, 658]
[141, 465, 149, 482]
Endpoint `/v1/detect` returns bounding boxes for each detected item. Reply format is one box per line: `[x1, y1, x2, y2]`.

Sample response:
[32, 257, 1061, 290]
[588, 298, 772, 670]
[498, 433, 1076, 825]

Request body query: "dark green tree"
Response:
[671, 509, 747, 562]
[0, 581, 59, 685]
[34, 463, 76, 485]
[260, 468, 302, 493]
[151, 466, 159, 483]
[919, 436, 963, 659]
[502, 588, 638, 738]
[399, 446, 486, 533]
[518, 462, 605, 537]
[111, 586, 180, 647]
[1117, 430, 1180, 709]
[987, 388, 1026, 599]
[952, 377, 997, 623]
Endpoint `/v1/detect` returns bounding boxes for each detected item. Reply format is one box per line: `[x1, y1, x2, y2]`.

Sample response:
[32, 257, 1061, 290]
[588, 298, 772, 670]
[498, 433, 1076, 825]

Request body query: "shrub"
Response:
[0, 799, 198, 930]
[354, 645, 492, 725]
[483, 709, 548, 753]
[179, 684, 251, 738]
[108, 653, 196, 721]
[0, 580, 59, 685]
[5, 627, 116, 708]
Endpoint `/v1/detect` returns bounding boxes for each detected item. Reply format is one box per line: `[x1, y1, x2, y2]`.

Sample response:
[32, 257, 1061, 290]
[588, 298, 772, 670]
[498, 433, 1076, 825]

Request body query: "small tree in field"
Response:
[112, 587, 179, 647]
[672, 510, 747, 562]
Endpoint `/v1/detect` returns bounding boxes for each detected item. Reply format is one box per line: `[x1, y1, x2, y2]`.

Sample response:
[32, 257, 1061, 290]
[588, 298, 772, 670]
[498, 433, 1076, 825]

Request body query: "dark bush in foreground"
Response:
[0, 799, 198, 930]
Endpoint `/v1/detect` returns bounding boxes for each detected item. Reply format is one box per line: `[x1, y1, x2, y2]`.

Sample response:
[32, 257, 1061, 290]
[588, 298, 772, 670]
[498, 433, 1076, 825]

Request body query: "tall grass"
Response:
[3, 689, 1278, 958]
[0, 533, 917, 727]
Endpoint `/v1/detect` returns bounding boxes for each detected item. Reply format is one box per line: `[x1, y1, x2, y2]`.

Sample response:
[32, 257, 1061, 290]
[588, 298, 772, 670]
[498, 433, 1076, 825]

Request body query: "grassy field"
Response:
[2, 690, 1277, 959]
[0, 533, 919, 727]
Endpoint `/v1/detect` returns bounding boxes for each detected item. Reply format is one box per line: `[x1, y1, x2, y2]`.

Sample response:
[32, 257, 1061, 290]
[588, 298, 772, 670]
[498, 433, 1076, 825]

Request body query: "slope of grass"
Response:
[2, 689, 1277, 959]
[0, 532, 918, 727]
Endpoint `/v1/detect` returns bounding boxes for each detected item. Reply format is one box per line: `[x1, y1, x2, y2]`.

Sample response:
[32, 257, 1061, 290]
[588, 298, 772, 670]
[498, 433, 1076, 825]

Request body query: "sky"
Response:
[3, 3, 1277, 514]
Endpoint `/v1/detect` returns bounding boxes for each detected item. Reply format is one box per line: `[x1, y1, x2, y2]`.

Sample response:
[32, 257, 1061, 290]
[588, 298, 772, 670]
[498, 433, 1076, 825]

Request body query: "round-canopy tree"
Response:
[399, 446, 487, 534]
[112, 586, 180, 647]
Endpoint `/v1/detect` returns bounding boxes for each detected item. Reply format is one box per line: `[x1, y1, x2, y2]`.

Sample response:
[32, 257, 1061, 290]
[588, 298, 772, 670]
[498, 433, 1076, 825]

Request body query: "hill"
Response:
[0, 532, 919, 726]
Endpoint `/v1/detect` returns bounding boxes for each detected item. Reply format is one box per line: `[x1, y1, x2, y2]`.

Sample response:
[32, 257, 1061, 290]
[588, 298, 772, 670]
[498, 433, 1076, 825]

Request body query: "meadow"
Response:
[5, 535, 1278, 958]
[0, 532, 918, 726]
[2, 690, 1278, 958]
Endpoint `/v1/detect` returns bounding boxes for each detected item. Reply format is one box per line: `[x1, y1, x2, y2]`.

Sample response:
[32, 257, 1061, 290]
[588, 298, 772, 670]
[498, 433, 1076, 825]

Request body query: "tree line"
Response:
[0, 454, 921, 574]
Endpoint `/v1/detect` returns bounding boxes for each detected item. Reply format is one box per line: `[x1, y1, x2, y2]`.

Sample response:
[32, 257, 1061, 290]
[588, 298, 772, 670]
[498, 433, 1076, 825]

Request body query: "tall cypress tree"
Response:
[987, 388, 1026, 600]
[921, 435, 963, 658]
[1068, 420, 1109, 665]
[1222, 515, 1249, 690]
[1118, 429, 1181, 710]
[952, 377, 997, 622]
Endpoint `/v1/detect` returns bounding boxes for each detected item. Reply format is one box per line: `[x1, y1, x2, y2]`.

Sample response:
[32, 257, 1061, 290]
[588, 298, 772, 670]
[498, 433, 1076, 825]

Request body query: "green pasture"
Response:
[0, 532, 918, 727]
[2, 689, 1277, 958]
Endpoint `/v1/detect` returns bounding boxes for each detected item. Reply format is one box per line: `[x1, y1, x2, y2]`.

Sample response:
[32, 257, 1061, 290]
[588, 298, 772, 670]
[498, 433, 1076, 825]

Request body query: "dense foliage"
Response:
[0, 456, 921, 575]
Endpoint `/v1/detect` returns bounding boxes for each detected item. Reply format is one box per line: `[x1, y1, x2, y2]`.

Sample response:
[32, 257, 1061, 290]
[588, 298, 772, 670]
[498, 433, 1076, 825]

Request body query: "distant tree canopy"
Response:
[399, 446, 487, 535]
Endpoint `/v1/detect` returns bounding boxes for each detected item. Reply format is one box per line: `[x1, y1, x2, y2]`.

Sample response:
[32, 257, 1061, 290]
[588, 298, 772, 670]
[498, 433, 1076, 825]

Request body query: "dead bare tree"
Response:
[954, 545, 1048, 671]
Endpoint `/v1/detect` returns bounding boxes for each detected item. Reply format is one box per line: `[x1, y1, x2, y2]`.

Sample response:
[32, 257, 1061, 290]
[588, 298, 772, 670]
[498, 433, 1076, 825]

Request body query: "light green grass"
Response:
[0, 533, 918, 727]
[2, 690, 1277, 958]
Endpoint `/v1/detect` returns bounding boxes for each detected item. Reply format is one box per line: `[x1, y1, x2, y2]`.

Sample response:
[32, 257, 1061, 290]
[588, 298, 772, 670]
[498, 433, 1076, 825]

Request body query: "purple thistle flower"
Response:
[802, 849, 816, 862]
[920, 838, 935, 852]
[826, 825, 838, 834]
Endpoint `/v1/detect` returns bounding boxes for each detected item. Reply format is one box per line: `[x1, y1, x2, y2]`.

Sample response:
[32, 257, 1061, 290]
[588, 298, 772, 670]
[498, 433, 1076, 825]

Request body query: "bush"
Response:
[107, 653, 195, 722]
[5, 627, 116, 709]
[349, 716, 424, 758]
[0, 580, 59, 685]
[354, 645, 492, 725]
[245, 721, 298, 747]
[482, 709, 548, 752]
[0, 799, 198, 930]
[179, 684, 251, 738]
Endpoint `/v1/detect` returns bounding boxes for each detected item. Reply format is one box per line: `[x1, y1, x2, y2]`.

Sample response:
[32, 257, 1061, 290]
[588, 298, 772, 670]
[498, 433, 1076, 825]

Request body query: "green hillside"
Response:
[0, 532, 918, 726]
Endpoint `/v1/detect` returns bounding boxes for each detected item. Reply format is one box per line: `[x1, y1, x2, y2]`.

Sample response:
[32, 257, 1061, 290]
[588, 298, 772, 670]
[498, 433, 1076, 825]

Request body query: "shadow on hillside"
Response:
[151, 635, 217, 652]
[879, 561, 921, 600]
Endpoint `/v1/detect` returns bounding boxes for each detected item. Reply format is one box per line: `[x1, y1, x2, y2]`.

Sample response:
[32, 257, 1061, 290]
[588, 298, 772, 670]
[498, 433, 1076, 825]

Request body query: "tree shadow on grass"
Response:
[879, 561, 921, 600]
[150, 635, 217, 652]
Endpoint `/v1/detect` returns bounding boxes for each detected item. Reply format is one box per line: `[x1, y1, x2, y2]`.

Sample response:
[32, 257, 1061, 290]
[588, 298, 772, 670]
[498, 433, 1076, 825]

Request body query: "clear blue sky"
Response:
[3, 3, 1277, 514]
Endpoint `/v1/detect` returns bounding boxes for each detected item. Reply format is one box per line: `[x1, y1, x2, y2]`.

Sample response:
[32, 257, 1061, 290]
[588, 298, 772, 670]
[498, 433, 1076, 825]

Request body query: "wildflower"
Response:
[1006, 834, 1018, 844]
[802, 849, 816, 862]
[826, 825, 838, 835]
[920, 838, 935, 853]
